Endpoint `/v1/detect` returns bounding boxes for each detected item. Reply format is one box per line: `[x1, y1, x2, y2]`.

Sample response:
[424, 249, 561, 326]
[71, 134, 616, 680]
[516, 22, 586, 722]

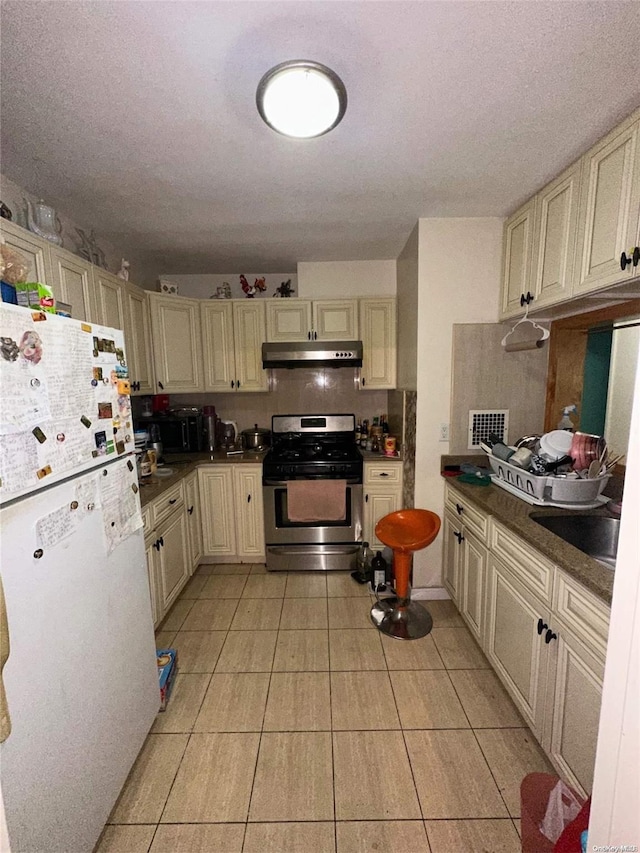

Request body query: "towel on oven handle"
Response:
[287, 479, 347, 522]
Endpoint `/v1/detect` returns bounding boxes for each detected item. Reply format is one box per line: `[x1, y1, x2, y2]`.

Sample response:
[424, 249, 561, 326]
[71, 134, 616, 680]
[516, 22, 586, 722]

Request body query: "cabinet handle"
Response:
[537, 618, 548, 635]
[237, 379, 241, 389]
[308, 331, 311, 340]
[158, 381, 164, 390]
[153, 539, 160, 550]
[544, 628, 557, 644]
[188, 506, 194, 515]
[365, 494, 369, 503]
[169, 498, 177, 505]
[454, 531, 464, 544]
[159, 536, 164, 547]
[314, 331, 317, 340]
[455, 503, 464, 515]
[362, 377, 366, 387]
[247, 494, 251, 503]
[231, 380, 235, 389]
[519, 291, 534, 307]
[379, 472, 389, 477]
[621, 247, 640, 270]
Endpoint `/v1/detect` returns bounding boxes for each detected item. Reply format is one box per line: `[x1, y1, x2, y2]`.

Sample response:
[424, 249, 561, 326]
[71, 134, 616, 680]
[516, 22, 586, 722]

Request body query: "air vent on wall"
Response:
[468, 410, 509, 450]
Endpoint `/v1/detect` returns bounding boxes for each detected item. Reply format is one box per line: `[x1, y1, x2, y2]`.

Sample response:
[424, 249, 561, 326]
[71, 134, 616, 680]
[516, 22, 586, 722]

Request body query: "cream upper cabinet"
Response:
[531, 161, 581, 309]
[500, 199, 536, 319]
[47, 245, 95, 321]
[266, 300, 313, 341]
[0, 219, 50, 287]
[266, 299, 358, 341]
[574, 114, 640, 295]
[359, 298, 396, 389]
[314, 299, 358, 340]
[148, 293, 203, 393]
[122, 282, 155, 395]
[93, 269, 126, 331]
[201, 300, 266, 392]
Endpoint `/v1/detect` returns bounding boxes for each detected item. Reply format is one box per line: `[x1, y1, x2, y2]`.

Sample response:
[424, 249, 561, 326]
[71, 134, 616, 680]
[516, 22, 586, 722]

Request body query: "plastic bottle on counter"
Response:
[558, 405, 577, 431]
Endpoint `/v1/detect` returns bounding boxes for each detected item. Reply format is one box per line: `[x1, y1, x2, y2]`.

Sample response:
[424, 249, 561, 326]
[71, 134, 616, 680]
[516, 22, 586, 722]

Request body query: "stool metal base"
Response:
[370, 597, 433, 640]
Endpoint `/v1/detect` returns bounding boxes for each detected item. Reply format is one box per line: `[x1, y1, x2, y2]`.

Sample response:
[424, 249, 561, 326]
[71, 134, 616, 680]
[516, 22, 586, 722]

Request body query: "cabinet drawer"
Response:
[489, 519, 554, 604]
[444, 485, 489, 543]
[554, 569, 610, 660]
[364, 461, 403, 486]
[151, 482, 185, 529]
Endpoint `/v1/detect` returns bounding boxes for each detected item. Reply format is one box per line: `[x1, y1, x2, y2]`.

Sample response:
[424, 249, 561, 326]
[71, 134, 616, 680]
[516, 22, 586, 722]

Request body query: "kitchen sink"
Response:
[530, 513, 620, 570]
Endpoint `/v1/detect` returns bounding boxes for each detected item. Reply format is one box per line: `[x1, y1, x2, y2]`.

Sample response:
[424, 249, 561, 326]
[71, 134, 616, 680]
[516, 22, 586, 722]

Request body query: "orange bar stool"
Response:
[371, 508, 441, 640]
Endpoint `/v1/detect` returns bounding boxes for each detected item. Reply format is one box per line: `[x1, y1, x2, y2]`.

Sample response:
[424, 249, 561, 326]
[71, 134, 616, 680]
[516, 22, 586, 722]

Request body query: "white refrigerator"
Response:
[0, 303, 158, 853]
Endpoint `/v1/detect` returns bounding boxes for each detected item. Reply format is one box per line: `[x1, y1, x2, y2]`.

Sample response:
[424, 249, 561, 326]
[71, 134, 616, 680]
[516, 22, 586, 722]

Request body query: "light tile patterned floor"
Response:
[99, 566, 552, 852]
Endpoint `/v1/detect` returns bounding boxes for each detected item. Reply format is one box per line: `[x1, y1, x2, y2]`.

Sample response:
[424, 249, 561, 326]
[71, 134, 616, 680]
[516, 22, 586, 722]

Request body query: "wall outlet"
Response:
[439, 423, 450, 442]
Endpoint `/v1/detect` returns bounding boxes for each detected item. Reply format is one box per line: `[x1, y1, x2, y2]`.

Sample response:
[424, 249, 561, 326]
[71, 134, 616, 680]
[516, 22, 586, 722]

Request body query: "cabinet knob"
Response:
[158, 381, 164, 390]
[379, 472, 389, 477]
[454, 531, 464, 544]
[544, 628, 557, 644]
[159, 536, 164, 547]
[362, 377, 366, 387]
[247, 494, 251, 503]
[237, 380, 241, 389]
[365, 494, 369, 503]
[537, 617, 548, 635]
[169, 498, 177, 505]
[621, 247, 640, 270]
[231, 380, 235, 389]
[153, 539, 160, 550]
[520, 291, 534, 307]
[455, 503, 464, 515]
[308, 331, 311, 340]
[314, 331, 317, 340]
[188, 506, 194, 515]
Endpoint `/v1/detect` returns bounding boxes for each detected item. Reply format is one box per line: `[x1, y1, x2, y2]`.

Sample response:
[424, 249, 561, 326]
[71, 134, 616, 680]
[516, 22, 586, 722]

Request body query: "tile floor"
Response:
[98, 563, 554, 852]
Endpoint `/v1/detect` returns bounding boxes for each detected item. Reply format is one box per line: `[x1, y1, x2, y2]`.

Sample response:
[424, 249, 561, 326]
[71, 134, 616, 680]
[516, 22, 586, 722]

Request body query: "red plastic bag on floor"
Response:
[520, 773, 584, 853]
[553, 797, 591, 852]
[540, 779, 583, 843]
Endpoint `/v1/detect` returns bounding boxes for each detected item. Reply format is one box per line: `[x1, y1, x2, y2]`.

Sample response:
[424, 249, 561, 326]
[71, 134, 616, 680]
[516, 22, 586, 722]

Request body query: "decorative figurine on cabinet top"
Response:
[240, 274, 267, 298]
[116, 259, 130, 281]
[274, 279, 294, 297]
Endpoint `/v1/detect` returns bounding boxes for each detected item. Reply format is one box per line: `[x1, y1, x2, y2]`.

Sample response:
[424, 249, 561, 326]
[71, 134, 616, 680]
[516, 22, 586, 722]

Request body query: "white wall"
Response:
[412, 218, 503, 589]
[297, 260, 396, 298]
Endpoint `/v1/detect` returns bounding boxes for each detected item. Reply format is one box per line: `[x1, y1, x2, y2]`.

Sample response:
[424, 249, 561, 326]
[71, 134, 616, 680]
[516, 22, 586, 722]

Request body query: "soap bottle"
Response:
[558, 405, 577, 431]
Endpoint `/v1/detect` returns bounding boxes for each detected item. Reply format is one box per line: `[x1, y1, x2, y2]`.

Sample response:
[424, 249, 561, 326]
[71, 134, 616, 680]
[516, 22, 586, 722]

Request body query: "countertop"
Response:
[138, 450, 267, 507]
[445, 477, 615, 605]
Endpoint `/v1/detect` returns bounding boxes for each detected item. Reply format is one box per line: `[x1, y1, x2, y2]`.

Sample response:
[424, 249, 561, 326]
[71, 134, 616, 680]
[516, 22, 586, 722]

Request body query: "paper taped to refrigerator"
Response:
[100, 463, 142, 555]
[36, 503, 80, 549]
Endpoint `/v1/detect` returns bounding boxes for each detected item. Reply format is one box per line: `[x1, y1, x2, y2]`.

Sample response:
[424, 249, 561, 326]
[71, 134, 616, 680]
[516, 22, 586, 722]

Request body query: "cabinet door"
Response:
[0, 219, 50, 286]
[145, 538, 160, 628]
[442, 511, 462, 605]
[359, 298, 397, 389]
[532, 162, 581, 308]
[184, 471, 202, 573]
[364, 488, 401, 551]
[486, 555, 550, 737]
[47, 245, 95, 321]
[460, 531, 488, 645]
[149, 293, 203, 393]
[546, 627, 604, 796]
[93, 269, 125, 330]
[122, 283, 155, 395]
[233, 301, 268, 392]
[232, 465, 265, 560]
[266, 300, 312, 341]
[313, 299, 358, 340]
[156, 510, 190, 615]
[500, 199, 536, 319]
[574, 116, 640, 294]
[201, 301, 235, 391]
[198, 467, 237, 557]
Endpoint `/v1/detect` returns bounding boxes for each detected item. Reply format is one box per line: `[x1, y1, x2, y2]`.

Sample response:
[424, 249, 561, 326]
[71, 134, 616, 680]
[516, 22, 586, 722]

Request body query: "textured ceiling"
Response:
[1, 1, 640, 278]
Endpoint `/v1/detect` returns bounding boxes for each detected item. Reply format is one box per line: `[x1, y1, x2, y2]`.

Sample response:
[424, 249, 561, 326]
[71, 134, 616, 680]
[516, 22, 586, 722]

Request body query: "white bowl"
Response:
[539, 430, 573, 460]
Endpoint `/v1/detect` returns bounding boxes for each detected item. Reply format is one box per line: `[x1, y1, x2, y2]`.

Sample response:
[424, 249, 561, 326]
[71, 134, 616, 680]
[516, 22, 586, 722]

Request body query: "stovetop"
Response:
[264, 413, 362, 481]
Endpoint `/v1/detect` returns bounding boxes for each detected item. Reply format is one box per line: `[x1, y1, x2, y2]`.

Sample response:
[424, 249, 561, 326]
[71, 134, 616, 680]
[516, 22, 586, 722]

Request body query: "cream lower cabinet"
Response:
[363, 460, 402, 550]
[144, 482, 190, 628]
[148, 293, 203, 393]
[198, 464, 265, 562]
[359, 298, 396, 389]
[201, 300, 267, 392]
[184, 469, 202, 573]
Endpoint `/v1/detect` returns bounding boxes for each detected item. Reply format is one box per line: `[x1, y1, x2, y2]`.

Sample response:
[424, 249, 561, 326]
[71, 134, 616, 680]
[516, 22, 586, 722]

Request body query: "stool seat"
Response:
[375, 509, 440, 553]
[371, 508, 441, 640]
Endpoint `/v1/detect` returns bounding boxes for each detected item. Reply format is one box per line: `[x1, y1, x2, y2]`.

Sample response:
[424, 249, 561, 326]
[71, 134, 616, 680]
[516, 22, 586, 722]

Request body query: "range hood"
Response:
[262, 340, 363, 369]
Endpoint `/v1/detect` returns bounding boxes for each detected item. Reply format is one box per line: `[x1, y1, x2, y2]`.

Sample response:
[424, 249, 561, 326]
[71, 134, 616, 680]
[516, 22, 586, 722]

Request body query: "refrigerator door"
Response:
[0, 303, 135, 505]
[0, 457, 158, 853]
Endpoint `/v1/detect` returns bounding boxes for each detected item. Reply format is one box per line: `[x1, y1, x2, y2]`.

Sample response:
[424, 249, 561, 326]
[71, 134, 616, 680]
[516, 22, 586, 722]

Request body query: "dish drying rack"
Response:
[486, 454, 611, 509]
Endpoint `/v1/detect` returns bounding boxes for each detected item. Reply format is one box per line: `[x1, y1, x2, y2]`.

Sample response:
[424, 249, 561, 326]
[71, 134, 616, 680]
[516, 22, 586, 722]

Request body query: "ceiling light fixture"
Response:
[256, 60, 347, 139]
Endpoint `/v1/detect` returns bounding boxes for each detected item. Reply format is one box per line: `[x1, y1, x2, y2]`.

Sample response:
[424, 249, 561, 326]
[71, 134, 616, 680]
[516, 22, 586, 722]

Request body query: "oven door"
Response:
[263, 481, 363, 545]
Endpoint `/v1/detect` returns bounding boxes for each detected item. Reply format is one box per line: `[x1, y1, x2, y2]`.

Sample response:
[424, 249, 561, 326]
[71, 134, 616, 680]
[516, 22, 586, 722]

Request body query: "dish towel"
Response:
[287, 480, 347, 522]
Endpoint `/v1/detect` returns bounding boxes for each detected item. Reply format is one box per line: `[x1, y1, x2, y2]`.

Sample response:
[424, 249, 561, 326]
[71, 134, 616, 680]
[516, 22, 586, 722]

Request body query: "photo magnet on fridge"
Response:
[98, 402, 113, 419]
[94, 431, 107, 455]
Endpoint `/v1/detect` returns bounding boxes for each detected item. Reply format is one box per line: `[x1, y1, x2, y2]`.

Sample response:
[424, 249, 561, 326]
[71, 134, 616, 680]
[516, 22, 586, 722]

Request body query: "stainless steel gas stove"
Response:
[262, 414, 363, 572]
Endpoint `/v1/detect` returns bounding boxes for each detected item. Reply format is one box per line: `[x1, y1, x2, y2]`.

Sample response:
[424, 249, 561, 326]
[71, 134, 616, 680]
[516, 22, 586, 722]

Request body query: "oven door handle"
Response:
[263, 479, 362, 487]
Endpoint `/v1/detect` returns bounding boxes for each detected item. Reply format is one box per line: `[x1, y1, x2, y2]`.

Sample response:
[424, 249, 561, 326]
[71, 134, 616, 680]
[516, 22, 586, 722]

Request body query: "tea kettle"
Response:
[219, 420, 238, 448]
[26, 199, 63, 246]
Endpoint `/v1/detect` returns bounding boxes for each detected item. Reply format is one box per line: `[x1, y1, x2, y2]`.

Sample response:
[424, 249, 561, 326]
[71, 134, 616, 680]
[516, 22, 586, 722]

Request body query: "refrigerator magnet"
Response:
[93, 367, 103, 381]
[81, 323, 92, 333]
[116, 440, 125, 455]
[131, 483, 139, 494]
[36, 465, 51, 480]
[80, 415, 92, 428]
[94, 431, 107, 455]
[32, 426, 47, 444]
[127, 459, 134, 471]
[98, 402, 113, 419]
[117, 379, 130, 395]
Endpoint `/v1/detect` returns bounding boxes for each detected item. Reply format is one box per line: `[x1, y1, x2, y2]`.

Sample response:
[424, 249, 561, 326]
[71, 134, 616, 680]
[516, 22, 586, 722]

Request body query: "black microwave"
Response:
[140, 414, 205, 453]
